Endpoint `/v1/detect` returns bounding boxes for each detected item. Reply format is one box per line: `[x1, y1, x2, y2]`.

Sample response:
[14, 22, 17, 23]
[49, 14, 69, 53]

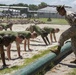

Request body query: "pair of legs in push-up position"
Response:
[26, 25, 60, 45]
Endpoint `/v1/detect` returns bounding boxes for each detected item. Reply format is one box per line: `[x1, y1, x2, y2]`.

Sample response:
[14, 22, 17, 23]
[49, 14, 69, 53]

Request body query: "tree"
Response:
[29, 4, 38, 10]
[38, 2, 47, 9]
[9, 3, 29, 12]
[10, 3, 28, 7]
[0, 4, 6, 6]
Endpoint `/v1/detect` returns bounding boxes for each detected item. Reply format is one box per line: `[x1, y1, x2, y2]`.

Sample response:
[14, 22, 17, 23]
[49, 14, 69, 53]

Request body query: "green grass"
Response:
[0, 18, 68, 25]
[51, 18, 68, 25]
[0, 46, 57, 75]
[66, 69, 76, 75]
[38, 18, 68, 25]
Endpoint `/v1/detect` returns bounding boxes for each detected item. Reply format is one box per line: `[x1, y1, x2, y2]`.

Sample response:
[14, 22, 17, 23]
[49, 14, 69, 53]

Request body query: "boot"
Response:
[50, 46, 61, 55]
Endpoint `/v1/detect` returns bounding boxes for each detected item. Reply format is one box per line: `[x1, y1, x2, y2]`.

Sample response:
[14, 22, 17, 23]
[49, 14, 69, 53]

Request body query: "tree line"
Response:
[0, 2, 47, 10]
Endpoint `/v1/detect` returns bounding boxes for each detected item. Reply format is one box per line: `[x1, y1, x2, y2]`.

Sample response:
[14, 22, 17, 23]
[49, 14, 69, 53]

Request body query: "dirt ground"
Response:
[0, 23, 71, 75]
[45, 53, 76, 75]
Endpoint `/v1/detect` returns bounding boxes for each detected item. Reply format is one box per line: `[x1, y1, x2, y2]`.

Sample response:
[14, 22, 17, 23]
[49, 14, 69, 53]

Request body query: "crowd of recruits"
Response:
[0, 22, 13, 31]
[1, 5, 76, 70]
[0, 31, 38, 68]
[0, 22, 59, 68]
[26, 25, 60, 45]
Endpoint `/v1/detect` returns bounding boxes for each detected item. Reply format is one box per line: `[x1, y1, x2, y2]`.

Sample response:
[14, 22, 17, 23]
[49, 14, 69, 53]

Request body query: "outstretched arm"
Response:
[27, 39, 30, 50]
[24, 38, 26, 51]
[53, 33, 57, 42]
[0, 45, 7, 66]
[9, 26, 12, 30]
[50, 33, 53, 43]
[7, 44, 11, 60]
[27, 39, 32, 51]
[16, 41, 21, 57]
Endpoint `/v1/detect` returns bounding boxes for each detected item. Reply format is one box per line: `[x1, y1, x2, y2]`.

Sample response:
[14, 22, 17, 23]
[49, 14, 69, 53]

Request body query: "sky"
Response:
[0, 0, 76, 8]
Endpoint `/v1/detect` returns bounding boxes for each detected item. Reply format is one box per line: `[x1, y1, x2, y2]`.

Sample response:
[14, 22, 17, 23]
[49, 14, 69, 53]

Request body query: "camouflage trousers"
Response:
[58, 26, 76, 56]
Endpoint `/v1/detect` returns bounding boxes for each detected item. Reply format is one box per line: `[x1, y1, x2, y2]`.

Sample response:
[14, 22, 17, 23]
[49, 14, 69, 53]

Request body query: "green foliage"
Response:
[0, 46, 57, 75]
[47, 18, 52, 21]
[33, 62, 55, 75]
[10, 3, 28, 7]
[38, 18, 68, 25]
[0, 47, 52, 75]
[0, 66, 20, 75]
[50, 18, 68, 25]
[66, 73, 76, 75]
[23, 49, 51, 65]
[0, 4, 7, 6]
[9, 3, 28, 10]
[38, 2, 47, 9]
[29, 4, 38, 10]
[66, 69, 76, 75]
[9, 2, 47, 10]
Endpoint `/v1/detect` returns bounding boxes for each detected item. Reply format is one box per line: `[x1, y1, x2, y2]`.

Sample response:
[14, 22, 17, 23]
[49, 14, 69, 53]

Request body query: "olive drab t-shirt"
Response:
[17, 31, 31, 39]
[0, 23, 8, 29]
[33, 25, 46, 35]
[0, 31, 17, 43]
[26, 25, 34, 33]
[0, 31, 18, 37]
[0, 23, 12, 30]
[43, 27, 54, 34]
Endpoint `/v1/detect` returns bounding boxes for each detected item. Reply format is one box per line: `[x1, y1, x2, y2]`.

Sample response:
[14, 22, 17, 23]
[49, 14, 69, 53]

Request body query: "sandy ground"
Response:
[45, 53, 76, 75]
[0, 23, 71, 75]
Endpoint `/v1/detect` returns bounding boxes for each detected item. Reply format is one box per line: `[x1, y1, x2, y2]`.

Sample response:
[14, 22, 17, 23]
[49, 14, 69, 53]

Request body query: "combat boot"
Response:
[50, 46, 61, 55]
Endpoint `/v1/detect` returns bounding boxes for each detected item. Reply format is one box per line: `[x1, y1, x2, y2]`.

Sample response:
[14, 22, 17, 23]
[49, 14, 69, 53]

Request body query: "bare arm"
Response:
[0, 45, 6, 66]
[24, 38, 27, 51]
[53, 33, 57, 42]
[27, 39, 30, 50]
[16, 41, 21, 57]
[7, 44, 11, 60]
[50, 33, 53, 43]
[10, 26, 12, 30]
